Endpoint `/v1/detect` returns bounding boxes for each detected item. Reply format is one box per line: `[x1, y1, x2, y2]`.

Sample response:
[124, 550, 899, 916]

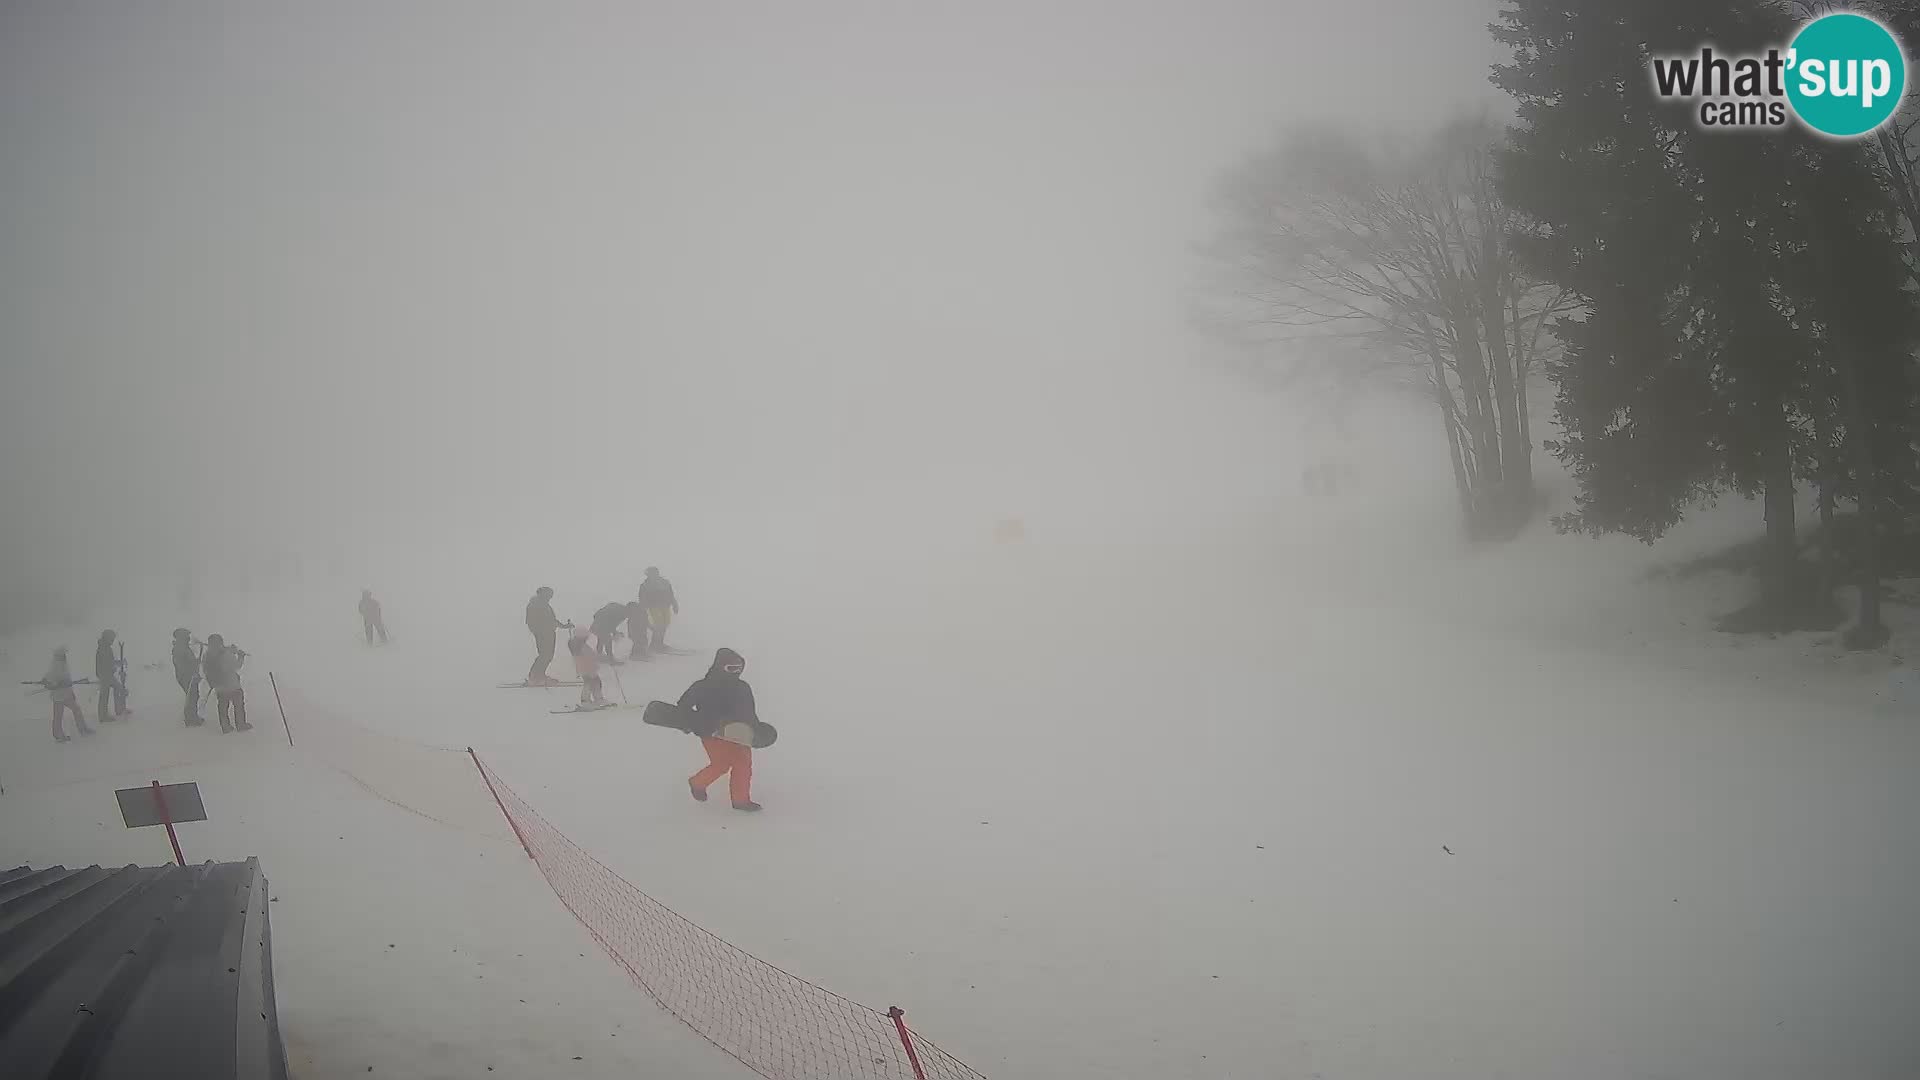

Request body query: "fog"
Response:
[0, 0, 1506, 614]
[7, 4, 1918, 1080]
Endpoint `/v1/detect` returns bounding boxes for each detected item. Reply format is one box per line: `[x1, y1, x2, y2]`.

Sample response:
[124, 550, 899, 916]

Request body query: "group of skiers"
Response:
[524, 567, 680, 687]
[520, 569, 762, 811]
[28, 628, 251, 742]
[23, 569, 767, 812]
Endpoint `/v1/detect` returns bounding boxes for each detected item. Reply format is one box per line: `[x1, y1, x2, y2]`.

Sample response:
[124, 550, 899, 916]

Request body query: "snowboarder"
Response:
[525, 587, 573, 686]
[32, 647, 94, 742]
[590, 601, 630, 662]
[359, 588, 389, 644]
[678, 647, 761, 812]
[568, 625, 609, 707]
[94, 630, 130, 723]
[172, 628, 204, 726]
[203, 634, 252, 733]
[637, 567, 679, 654]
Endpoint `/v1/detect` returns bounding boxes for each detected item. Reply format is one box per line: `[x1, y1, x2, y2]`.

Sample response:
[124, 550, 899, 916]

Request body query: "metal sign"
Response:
[115, 782, 207, 828]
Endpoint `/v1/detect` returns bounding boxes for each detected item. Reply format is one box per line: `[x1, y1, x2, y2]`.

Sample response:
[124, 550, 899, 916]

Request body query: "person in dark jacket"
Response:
[590, 601, 630, 663]
[525, 587, 572, 685]
[636, 567, 679, 653]
[359, 589, 389, 644]
[94, 630, 129, 723]
[678, 647, 761, 811]
[172, 628, 204, 726]
[203, 633, 252, 733]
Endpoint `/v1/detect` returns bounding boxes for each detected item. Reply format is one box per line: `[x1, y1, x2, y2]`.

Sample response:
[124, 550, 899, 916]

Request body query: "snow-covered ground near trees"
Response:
[4, 405, 1919, 1079]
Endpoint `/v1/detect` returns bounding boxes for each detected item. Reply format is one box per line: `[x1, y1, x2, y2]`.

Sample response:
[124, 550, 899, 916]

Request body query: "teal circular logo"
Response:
[1786, 13, 1907, 137]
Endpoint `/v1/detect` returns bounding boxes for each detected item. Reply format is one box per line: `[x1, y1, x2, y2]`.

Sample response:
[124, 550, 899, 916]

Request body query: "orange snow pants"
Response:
[691, 736, 753, 804]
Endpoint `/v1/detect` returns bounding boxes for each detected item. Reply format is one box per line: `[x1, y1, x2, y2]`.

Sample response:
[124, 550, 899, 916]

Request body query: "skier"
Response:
[590, 600, 630, 663]
[171, 628, 204, 726]
[359, 588, 389, 644]
[94, 629, 130, 723]
[568, 625, 610, 707]
[678, 647, 761, 812]
[625, 598, 649, 660]
[636, 567, 679, 654]
[33, 646, 94, 742]
[203, 634, 252, 733]
[525, 587, 573, 686]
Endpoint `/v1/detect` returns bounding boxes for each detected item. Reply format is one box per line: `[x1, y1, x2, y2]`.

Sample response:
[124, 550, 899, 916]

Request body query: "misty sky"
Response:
[0, 0, 1505, 594]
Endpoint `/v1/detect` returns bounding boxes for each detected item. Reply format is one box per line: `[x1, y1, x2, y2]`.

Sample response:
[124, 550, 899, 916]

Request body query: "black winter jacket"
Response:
[526, 597, 562, 634]
[676, 649, 757, 734]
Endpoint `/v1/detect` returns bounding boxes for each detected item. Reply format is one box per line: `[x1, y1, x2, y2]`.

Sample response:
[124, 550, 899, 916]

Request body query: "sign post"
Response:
[115, 781, 208, 867]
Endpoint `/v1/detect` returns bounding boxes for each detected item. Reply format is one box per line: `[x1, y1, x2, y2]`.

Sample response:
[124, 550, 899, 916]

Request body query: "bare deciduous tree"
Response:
[1196, 116, 1573, 538]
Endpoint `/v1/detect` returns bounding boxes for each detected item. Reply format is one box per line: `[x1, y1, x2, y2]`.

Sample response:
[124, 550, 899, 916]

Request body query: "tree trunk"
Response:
[1838, 348, 1889, 647]
[1760, 438, 1798, 617]
[1429, 348, 1475, 532]
[1477, 236, 1530, 528]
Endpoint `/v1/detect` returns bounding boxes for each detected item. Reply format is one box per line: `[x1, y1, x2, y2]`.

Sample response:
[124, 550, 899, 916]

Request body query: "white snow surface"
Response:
[4, 479, 1920, 1079]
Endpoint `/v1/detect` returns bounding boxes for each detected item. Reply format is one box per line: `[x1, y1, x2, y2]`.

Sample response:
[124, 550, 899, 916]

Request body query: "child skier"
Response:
[568, 625, 609, 707]
[35, 647, 94, 742]
[678, 647, 761, 812]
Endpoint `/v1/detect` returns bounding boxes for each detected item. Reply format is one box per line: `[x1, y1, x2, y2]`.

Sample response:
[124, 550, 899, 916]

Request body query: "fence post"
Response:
[887, 1007, 929, 1080]
[468, 748, 535, 860]
[269, 672, 294, 747]
[151, 780, 186, 867]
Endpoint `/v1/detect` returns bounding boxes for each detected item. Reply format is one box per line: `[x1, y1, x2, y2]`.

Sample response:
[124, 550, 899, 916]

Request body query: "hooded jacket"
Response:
[172, 635, 199, 681]
[637, 575, 677, 611]
[676, 648, 756, 734]
[204, 643, 244, 692]
[42, 653, 78, 696]
[95, 635, 118, 683]
[526, 594, 562, 635]
[359, 593, 382, 621]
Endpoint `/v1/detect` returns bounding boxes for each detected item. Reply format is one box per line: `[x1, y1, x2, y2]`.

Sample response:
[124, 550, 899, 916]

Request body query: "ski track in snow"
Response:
[3, 515, 1919, 1079]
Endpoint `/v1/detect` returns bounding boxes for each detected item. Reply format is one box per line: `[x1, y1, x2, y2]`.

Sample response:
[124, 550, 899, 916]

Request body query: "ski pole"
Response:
[609, 662, 629, 705]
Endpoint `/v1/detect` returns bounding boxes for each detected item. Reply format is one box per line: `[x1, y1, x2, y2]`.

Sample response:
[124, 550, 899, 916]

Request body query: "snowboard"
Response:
[552, 702, 619, 714]
[498, 680, 583, 689]
[640, 700, 777, 748]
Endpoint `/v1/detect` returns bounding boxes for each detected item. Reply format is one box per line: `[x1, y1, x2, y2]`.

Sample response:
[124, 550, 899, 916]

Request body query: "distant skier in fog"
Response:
[33, 646, 93, 742]
[94, 629, 129, 723]
[679, 647, 761, 812]
[172, 628, 204, 726]
[525, 587, 572, 686]
[359, 589, 389, 644]
[636, 567, 679, 654]
[203, 634, 252, 733]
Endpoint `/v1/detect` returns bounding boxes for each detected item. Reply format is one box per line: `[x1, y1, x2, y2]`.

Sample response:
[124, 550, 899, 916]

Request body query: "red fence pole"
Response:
[269, 672, 294, 747]
[151, 780, 186, 867]
[468, 748, 535, 860]
[887, 1007, 930, 1080]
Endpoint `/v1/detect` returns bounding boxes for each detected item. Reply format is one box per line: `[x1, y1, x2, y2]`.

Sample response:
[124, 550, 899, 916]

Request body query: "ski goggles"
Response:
[721, 662, 745, 674]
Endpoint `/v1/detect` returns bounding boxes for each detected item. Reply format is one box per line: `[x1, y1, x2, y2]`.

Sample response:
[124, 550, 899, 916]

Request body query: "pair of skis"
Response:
[550, 701, 633, 714]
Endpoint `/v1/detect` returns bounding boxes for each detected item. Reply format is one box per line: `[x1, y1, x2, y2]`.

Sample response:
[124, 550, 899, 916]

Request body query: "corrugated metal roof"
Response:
[0, 857, 289, 1079]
